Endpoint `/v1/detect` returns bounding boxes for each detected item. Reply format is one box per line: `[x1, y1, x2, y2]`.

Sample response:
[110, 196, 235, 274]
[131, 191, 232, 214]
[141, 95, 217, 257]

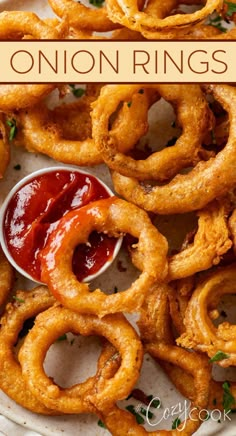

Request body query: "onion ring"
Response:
[168, 199, 232, 280]
[168, 277, 194, 335]
[92, 84, 213, 181]
[0, 248, 14, 309]
[14, 87, 156, 165]
[177, 264, 236, 366]
[0, 286, 56, 414]
[112, 85, 236, 214]
[130, 198, 232, 280]
[106, 0, 222, 32]
[19, 304, 143, 413]
[40, 197, 168, 317]
[100, 284, 210, 435]
[48, 0, 120, 32]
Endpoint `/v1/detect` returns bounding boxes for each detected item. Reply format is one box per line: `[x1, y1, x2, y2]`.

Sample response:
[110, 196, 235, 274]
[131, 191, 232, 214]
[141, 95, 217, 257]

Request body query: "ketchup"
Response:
[3, 169, 117, 282]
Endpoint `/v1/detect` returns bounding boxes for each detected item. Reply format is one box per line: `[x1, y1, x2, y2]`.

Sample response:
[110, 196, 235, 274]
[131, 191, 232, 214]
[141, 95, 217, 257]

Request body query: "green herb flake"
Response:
[222, 381, 236, 412]
[208, 15, 227, 32]
[140, 406, 154, 419]
[127, 101, 132, 108]
[203, 412, 210, 421]
[69, 84, 85, 98]
[97, 419, 106, 428]
[13, 164, 21, 171]
[126, 405, 145, 425]
[224, 1, 236, 17]
[209, 351, 230, 363]
[13, 296, 25, 304]
[89, 0, 105, 7]
[147, 395, 161, 408]
[6, 118, 17, 141]
[56, 333, 67, 342]
[172, 417, 181, 430]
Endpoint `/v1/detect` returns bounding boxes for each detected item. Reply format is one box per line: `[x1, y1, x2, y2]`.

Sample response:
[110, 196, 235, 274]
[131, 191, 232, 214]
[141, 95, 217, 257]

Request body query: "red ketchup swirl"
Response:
[3, 169, 117, 282]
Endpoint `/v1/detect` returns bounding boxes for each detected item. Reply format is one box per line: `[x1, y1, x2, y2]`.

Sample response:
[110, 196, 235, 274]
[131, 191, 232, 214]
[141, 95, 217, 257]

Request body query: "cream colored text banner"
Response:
[0, 40, 234, 83]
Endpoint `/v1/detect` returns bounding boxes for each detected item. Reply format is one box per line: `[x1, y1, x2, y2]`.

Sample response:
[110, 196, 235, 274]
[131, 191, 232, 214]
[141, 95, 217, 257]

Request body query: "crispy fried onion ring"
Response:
[162, 361, 236, 412]
[168, 199, 232, 280]
[0, 114, 10, 178]
[177, 264, 236, 366]
[131, 199, 232, 281]
[0, 248, 14, 309]
[48, 0, 120, 32]
[228, 209, 236, 255]
[100, 284, 211, 435]
[168, 277, 194, 335]
[0, 12, 67, 111]
[40, 197, 168, 317]
[106, 0, 222, 32]
[106, 0, 224, 40]
[19, 304, 143, 413]
[92, 84, 213, 181]
[0, 286, 56, 414]
[112, 85, 236, 214]
[0, 11, 65, 39]
[14, 87, 156, 166]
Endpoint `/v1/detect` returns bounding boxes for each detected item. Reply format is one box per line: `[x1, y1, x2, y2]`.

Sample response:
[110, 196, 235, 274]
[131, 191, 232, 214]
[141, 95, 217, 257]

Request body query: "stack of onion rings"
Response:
[177, 264, 236, 367]
[14, 87, 157, 166]
[112, 85, 236, 214]
[92, 84, 213, 182]
[19, 304, 143, 413]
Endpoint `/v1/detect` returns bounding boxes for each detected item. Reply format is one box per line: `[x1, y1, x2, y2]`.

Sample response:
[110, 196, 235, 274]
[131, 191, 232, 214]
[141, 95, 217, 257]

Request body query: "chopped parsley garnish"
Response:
[69, 85, 85, 98]
[89, 0, 105, 7]
[209, 351, 230, 363]
[126, 405, 145, 424]
[147, 395, 161, 408]
[224, 1, 236, 17]
[97, 419, 106, 428]
[127, 101, 132, 108]
[13, 164, 21, 170]
[139, 406, 154, 419]
[56, 333, 67, 342]
[208, 15, 227, 32]
[13, 296, 25, 304]
[222, 381, 236, 412]
[172, 417, 181, 429]
[6, 118, 17, 141]
[203, 412, 210, 421]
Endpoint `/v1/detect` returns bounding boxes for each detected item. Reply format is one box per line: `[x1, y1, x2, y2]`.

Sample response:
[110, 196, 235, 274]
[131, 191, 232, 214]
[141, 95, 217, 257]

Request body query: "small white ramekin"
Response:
[0, 166, 122, 284]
